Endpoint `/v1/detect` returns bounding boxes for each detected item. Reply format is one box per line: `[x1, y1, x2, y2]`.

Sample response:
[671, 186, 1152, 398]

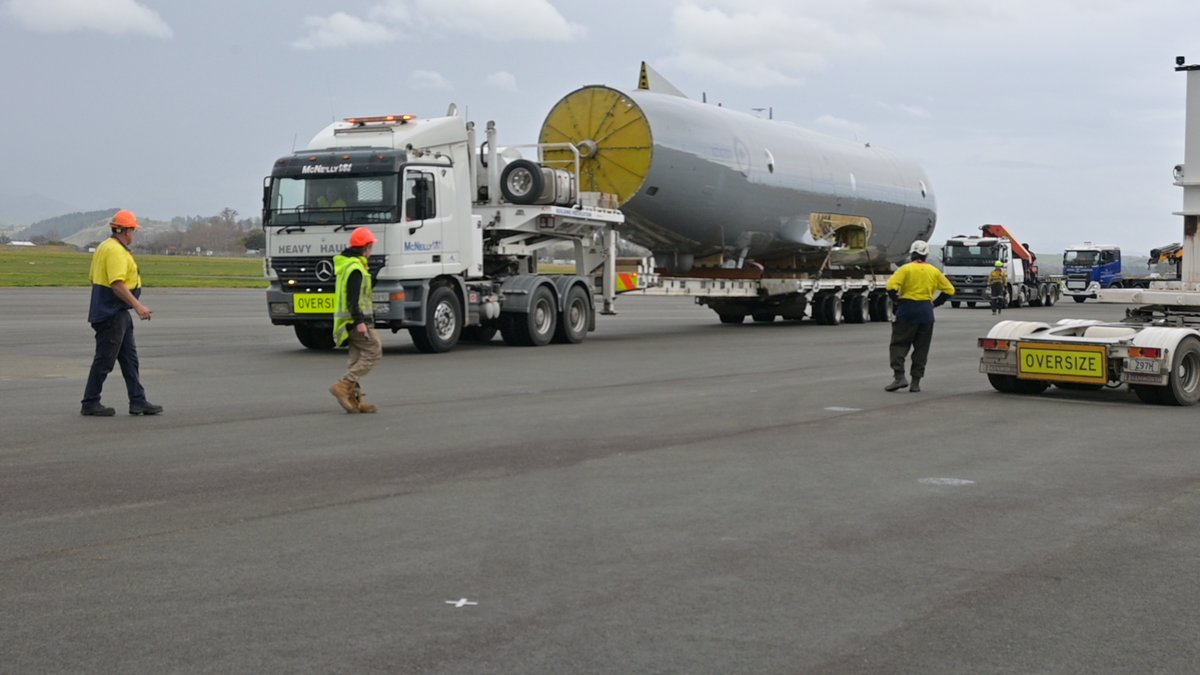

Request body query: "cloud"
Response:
[409, 70, 451, 90]
[371, 0, 584, 41]
[5, 0, 172, 38]
[486, 71, 518, 92]
[663, 2, 884, 87]
[291, 12, 396, 50]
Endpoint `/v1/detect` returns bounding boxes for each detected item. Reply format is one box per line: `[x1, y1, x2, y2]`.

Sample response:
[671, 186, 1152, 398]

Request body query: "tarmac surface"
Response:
[3, 288, 1200, 674]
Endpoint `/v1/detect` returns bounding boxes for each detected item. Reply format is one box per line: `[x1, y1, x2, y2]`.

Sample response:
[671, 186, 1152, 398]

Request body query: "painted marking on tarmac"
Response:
[825, 407, 862, 412]
[919, 477, 976, 486]
[446, 598, 478, 608]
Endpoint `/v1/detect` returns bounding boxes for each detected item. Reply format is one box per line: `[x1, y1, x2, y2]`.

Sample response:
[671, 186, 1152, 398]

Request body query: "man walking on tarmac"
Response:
[330, 227, 382, 413]
[884, 240, 956, 393]
[81, 210, 163, 416]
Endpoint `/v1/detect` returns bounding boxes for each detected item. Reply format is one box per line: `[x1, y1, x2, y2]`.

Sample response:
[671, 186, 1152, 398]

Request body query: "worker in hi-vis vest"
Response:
[884, 240, 956, 393]
[329, 227, 381, 413]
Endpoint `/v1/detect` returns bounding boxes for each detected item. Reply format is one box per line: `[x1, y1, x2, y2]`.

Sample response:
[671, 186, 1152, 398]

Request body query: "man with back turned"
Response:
[884, 240, 956, 393]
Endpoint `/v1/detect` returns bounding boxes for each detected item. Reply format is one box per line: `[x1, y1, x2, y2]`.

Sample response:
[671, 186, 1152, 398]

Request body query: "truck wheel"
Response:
[1044, 285, 1058, 307]
[501, 285, 557, 346]
[751, 312, 775, 323]
[499, 159, 544, 204]
[294, 323, 335, 350]
[409, 285, 462, 353]
[1161, 337, 1200, 406]
[1008, 288, 1022, 308]
[553, 285, 590, 343]
[966, 301, 977, 308]
[950, 300, 961, 308]
[1073, 296, 1087, 304]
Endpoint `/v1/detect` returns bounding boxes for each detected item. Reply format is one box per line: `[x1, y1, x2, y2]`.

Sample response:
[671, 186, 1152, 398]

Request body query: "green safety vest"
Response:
[332, 254, 372, 347]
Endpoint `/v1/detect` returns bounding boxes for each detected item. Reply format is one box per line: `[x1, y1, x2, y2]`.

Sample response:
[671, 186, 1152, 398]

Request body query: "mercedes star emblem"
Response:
[315, 259, 335, 282]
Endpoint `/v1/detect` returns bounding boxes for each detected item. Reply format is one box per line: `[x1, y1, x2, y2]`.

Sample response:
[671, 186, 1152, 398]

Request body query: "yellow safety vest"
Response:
[332, 254, 372, 347]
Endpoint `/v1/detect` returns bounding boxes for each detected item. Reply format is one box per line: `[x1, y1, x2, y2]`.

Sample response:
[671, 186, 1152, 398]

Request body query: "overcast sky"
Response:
[2, 0, 1199, 254]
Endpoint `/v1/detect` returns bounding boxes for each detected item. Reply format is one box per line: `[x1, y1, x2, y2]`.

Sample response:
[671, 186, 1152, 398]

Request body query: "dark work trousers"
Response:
[889, 320, 935, 378]
[82, 311, 147, 406]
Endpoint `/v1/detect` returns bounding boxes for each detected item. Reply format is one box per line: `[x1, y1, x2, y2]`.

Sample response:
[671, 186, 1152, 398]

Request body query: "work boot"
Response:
[910, 377, 922, 393]
[884, 373, 909, 392]
[352, 383, 377, 414]
[330, 378, 359, 414]
[129, 401, 164, 415]
[81, 403, 116, 417]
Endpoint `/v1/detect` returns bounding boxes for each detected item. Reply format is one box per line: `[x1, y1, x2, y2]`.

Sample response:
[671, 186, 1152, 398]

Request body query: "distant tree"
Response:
[0, 233, 10, 244]
[241, 230, 266, 251]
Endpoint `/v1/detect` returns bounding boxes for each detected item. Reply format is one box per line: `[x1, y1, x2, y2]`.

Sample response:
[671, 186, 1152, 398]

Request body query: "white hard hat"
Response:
[909, 240, 930, 256]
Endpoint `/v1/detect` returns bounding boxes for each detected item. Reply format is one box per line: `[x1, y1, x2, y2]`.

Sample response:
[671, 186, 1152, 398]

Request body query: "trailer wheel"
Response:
[1162, 337, 1200, 406]
[868, 294, 887, 322]
[814, 294, 842, 325]
[1044, 285, 1058, 307]
[294, 323, 336, 351]
[553, 285, 590, 343]
[409, 285, 462, 353]
[717, 312, 746, 324]
[988, 374, 1047, 395]
[751, 312, 775, 323]
[987, 374, 1017, 393]
[843, 294, 868, 324]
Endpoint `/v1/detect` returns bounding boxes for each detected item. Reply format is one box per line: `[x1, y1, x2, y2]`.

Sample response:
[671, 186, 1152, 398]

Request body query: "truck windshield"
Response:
[1063, 250, 1099, 266]
[266, 175, 399, 226]
[942, 243, 999, 266]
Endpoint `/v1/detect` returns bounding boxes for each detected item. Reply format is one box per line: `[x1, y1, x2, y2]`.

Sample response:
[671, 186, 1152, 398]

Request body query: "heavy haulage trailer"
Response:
[262, 64, 935, 352]
[978, 58, 1200, 405]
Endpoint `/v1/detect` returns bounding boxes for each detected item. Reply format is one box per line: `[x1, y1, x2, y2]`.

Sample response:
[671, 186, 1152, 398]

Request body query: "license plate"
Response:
[1128, 358, 1158, 373]
[1017, 343, 1107, 384]
[293, 293, 336, 314]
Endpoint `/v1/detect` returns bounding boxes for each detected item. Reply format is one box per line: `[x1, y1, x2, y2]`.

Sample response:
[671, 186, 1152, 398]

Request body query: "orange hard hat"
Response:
[349, 227, 377, 248]
[110, 210, 140, 229]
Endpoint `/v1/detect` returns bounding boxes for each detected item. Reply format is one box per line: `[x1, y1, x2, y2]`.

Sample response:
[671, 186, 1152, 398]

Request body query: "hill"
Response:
[16, 209, 121, 241]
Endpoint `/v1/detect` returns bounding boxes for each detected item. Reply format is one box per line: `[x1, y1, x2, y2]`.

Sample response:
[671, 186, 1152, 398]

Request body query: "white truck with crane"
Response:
[978, 57, 1200, 405]
[942, 224, 1060, 309]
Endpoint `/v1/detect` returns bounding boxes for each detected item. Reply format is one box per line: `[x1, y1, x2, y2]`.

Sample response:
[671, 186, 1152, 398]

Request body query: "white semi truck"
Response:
[978, 58, 1200, 405]
[263, 109, 626, 352]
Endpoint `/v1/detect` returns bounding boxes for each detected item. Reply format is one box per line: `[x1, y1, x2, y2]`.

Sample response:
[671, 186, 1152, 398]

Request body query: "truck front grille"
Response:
[271, 255, 385, 294]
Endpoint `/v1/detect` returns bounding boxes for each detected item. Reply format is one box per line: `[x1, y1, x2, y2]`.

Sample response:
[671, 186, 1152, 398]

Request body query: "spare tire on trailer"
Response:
[500, 159, 545, 204]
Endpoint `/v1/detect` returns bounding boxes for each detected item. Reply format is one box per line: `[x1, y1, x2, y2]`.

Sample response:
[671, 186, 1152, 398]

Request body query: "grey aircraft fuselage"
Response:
[605, 87, 936, 268]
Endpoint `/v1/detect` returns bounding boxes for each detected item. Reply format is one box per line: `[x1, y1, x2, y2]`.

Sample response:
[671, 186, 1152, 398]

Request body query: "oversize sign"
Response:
[1017, 342, 1108, 384]
[294, 293, 336, 314]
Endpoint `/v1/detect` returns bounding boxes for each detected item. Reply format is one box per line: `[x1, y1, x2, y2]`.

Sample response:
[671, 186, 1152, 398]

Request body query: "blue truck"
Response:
[1061, 242, 1178, 302]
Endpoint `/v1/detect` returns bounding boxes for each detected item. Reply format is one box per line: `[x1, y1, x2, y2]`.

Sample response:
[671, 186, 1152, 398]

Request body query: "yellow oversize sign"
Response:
[1017, 343, 1108, 384]
[293, 293, 336, 314]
